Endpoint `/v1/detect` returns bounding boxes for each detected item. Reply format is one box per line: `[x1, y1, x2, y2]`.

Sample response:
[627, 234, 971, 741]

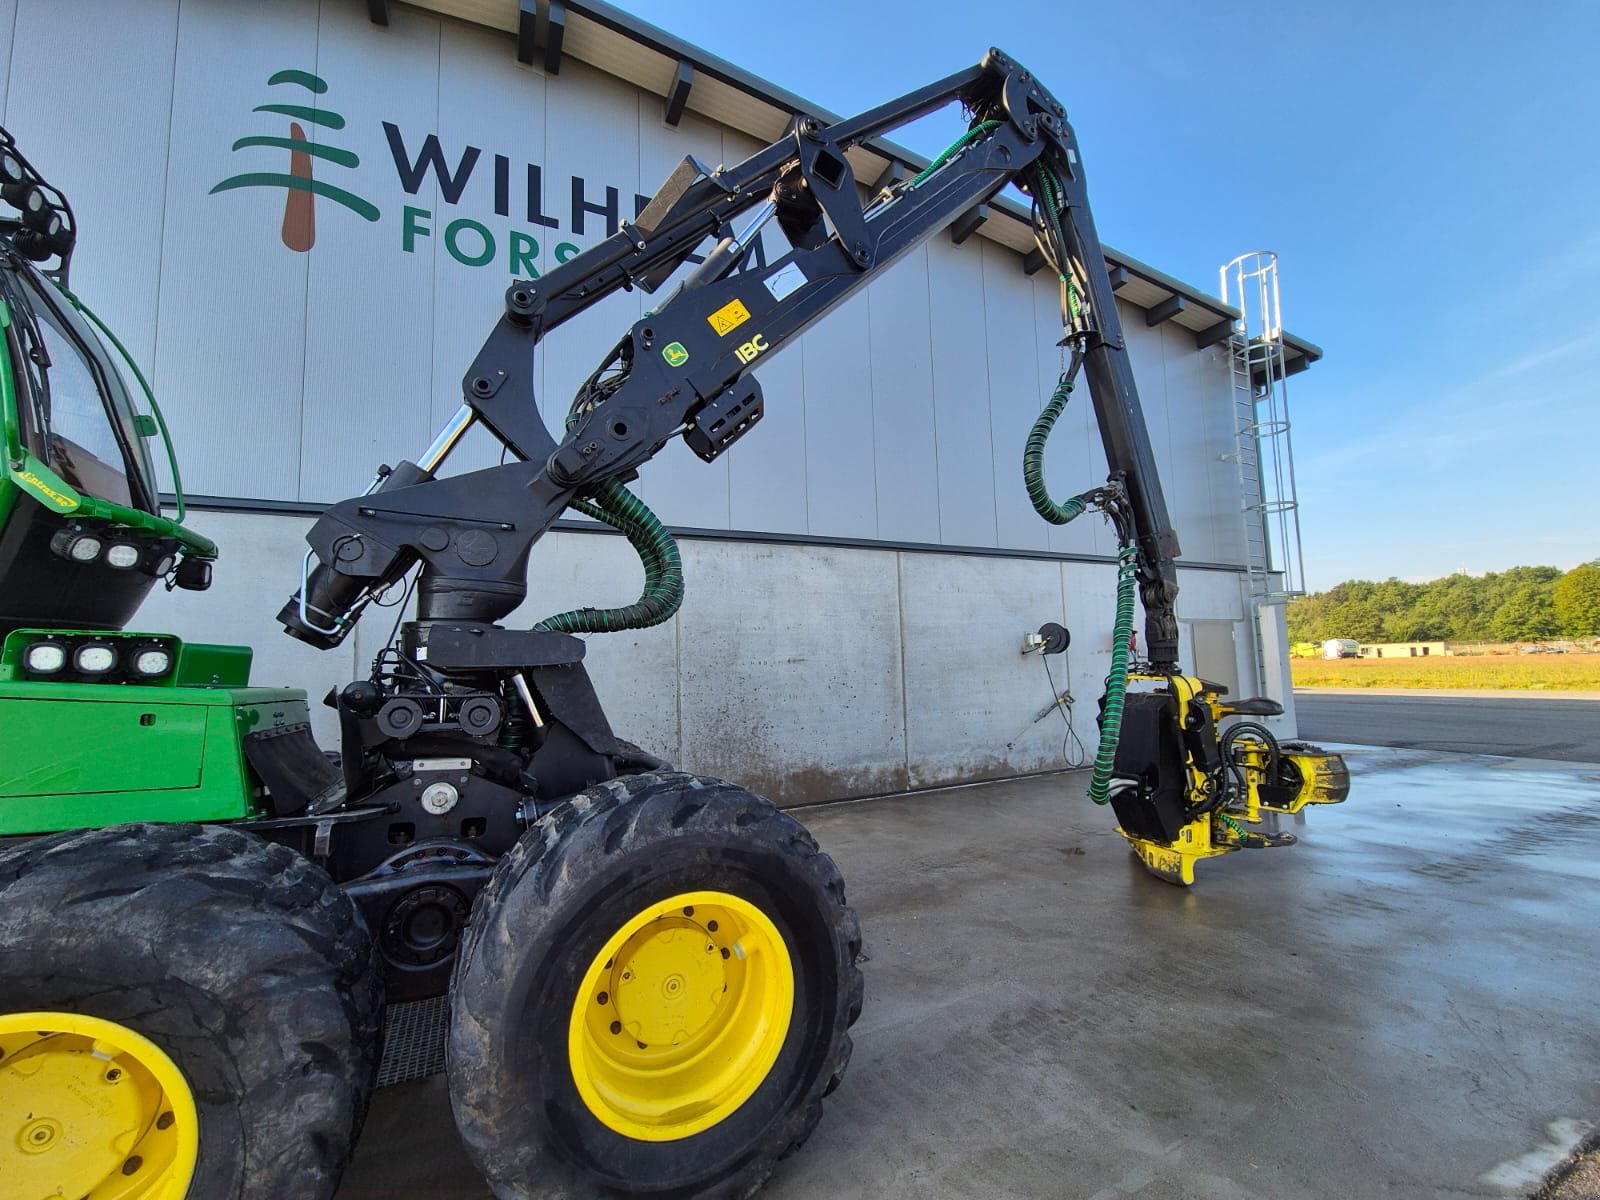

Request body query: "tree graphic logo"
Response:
[211, 69, 379, 252]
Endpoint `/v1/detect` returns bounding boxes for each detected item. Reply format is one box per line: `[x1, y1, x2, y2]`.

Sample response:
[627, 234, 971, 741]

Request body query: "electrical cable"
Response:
[1041, 650, 1089, 768]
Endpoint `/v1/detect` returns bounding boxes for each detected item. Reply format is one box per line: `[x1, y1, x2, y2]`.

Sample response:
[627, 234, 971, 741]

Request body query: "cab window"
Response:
[31, 299, 135, 506]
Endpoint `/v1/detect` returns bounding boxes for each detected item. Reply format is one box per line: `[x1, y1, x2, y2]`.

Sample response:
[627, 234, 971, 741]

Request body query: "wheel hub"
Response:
[0, 1011, 198, 1200]
[569, 890, 794, 1141]
[612, 917, 726, 1047]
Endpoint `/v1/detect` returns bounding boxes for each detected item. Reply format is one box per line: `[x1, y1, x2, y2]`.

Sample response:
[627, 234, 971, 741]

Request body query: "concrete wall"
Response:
[142, 510, 1257, 804]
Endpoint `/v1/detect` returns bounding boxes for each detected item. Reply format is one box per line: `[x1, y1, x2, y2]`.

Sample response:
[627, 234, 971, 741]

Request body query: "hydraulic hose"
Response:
[1087, 541, 1138, 805]
[533, 477, 684, 634]
[909, 120, 1002, 189]
[1023, 371, 1095, 525]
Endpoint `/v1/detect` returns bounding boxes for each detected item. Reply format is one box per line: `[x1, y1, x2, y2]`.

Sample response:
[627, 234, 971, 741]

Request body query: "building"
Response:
[1362, 642, 1450, 658]
[0, 0, 1322, 803]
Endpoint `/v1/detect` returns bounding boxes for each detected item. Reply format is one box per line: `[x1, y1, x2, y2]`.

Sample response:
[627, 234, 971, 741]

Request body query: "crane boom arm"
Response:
[278, 47, 1183, 670]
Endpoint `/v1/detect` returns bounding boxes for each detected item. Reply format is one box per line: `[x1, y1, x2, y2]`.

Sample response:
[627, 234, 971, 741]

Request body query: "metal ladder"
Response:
[1220, 251, 1306, 697]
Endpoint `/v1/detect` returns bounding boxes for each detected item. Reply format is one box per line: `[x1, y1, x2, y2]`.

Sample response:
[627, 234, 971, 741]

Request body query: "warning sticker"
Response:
[763, 261, 808, 302]
[707, 298, 752, 337]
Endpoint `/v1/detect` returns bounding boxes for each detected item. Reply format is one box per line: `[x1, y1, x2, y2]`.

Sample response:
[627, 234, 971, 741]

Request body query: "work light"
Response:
[104, 542, 141, 569]
[0, 153, 24, 187]
[2, 181, 44, 216]
[73, 643, 117, 674]
[23, 642, 66, 674]
[50, 528, 102, 563]
[131, 647, 173, 678]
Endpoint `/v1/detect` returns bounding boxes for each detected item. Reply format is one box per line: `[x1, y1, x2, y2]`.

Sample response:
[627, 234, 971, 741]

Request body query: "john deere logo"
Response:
[662, 342, 689, 367]
[211, 69, 379, 252]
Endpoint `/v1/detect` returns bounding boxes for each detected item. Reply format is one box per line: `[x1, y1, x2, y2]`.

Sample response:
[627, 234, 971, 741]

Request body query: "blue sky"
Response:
[611, 0, 1599, 591]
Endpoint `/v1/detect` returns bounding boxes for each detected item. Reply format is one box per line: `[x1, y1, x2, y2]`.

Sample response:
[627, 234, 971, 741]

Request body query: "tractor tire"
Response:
[0, 822, 383, 1200]
[448, 771, 863, 1199]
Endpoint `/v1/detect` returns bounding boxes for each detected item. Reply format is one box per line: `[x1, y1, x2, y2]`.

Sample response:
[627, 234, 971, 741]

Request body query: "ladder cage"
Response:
[1219, 250, 1307, 604]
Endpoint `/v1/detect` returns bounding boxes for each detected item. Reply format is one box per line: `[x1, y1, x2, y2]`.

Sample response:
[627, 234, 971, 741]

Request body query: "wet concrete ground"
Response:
[341, 747, 1600, 1199]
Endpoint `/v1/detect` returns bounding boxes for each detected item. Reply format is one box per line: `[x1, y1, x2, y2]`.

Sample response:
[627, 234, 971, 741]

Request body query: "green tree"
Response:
[1488, 581, 1559, 641]
[1554, 564, 1600, 636]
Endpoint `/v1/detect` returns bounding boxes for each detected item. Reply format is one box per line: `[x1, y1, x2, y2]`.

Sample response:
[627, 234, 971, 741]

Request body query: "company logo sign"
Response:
[210, 70, 379, 251]
[210, 67, 772, 282]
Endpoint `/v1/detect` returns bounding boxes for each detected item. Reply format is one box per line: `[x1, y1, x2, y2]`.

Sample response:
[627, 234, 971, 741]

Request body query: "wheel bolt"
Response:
[123, 1156, 143, 1175]
[682, 906, 694, 916]
[597, 991, 609, 1005]
[720, 948, 730, 959]
[104, 1068, 122, 1083]
[156, 1112, 174, 1130]
[610, 1020, 622, 1035]
[707, 920, 718, 932]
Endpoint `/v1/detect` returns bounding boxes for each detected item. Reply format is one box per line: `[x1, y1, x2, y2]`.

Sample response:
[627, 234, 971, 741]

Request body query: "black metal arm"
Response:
[278, 47, 1183, 670]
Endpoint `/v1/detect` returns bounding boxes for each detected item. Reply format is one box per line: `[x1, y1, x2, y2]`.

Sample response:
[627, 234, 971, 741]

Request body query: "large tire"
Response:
[448, 772, 863, 1199]
[0, 823, 383, 1200]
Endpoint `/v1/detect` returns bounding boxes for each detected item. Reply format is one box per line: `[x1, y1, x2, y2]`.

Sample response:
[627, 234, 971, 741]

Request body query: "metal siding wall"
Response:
[714, 132, 807, 535]
[1029, 273, 1105, 558]
[801, 289, 877, 537]
[427, 20, 550, 480]
[865, 243, 941, 544]
[633, 105, 732, 530]
[156, 0, 320, 500]
[1152, 319, 1214, 566]
[926, 236, 997, 547]
[981, 238, 1049, 552]
[0, 0, 16, 123]
[5, 0, 178, 421]
[302, 3, 440, 499]
[537, 57, 642, 488]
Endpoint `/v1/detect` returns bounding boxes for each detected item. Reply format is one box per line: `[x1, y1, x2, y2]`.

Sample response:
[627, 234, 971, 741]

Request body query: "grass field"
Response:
[1291, 653, 1600, 691]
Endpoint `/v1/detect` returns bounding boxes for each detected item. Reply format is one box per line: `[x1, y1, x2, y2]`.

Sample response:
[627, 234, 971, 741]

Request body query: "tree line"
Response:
[1286, 562, 1600, 644]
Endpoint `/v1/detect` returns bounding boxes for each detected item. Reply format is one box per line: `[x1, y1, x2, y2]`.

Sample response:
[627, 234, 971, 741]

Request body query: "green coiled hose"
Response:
[1023, 372, 1093, 525]
[1087, 541, 1138, 805]
[533, 477, 684, 634]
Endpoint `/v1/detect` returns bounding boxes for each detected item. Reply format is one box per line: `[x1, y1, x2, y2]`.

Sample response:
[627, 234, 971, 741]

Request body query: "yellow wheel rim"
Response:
[0, 1011, 199, 1200]
[568, 890, 794, 1142]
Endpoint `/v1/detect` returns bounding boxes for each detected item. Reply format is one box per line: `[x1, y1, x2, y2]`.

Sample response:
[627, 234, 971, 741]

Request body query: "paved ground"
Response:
[341, 746, 1600, 1199]
[1296, 692, 1600, 762]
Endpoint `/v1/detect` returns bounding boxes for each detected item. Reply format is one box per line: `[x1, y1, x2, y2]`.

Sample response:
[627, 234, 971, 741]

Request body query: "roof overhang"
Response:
[396, 0, 1322, 374]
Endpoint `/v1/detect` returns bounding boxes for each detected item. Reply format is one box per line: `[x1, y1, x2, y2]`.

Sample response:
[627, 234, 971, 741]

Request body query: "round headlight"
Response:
[105, 542, 142, 570]
[24, 642, 66, 674]
[67, 534, 103, 562]
[73, 644, 117, 674]
[132, 648, 173, 678]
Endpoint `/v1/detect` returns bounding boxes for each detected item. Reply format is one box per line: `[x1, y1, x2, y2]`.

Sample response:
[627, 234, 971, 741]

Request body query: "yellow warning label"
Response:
[707, 297, 752, 337]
